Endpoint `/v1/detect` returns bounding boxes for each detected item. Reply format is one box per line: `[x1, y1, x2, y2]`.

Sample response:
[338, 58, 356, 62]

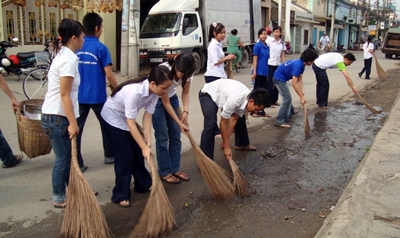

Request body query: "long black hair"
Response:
[208, 22, 225, 42]
[111, 65, 171, 97]
[167, 53, 195, 88]
[54, 18, 84, 51]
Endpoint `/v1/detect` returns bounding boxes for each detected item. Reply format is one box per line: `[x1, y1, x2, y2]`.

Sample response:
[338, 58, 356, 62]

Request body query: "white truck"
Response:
[139, 0, 262, 74]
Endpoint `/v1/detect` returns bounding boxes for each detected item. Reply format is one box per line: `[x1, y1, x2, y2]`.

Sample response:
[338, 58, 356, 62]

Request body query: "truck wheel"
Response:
[241, 50, 249, 69]
[191, 51, 201, 75]
[385, 54, 392, 59]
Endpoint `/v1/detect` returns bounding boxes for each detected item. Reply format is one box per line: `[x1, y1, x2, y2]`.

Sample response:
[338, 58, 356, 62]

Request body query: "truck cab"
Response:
[139, 0, 204, 74]
[381, 28, 400, 59]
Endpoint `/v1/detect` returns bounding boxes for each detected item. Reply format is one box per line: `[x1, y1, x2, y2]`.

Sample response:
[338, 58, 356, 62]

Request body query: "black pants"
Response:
[102, 121, 152, 203]
[312, 63, 329, 107]
[254, 74, 269, 114]
[268, 65, 279, 104]
[199, 91, 250, 160]
[359, 58, 372, 79]
[76, 103, 114, 167]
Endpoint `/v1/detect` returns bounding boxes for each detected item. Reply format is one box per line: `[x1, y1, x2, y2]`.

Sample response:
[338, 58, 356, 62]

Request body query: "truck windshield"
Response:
[140, 13, 181, 38]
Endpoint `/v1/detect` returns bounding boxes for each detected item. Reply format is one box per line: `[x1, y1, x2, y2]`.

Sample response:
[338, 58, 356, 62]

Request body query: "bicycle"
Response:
[22, 52, 50, 99]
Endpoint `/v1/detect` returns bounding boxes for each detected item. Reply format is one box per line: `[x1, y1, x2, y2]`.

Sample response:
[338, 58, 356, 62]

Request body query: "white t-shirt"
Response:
[319, 35, 330, 47]
[101, 80, 159, 131]
[159, 62, 193, 98]
[266, 37, 286, 66]
[314, 52, 344, 69]
[201, 79, 249, 119]
[363, 42, 374, 59]
[204, 38, 227, 78]
[42, 46, 80, 117]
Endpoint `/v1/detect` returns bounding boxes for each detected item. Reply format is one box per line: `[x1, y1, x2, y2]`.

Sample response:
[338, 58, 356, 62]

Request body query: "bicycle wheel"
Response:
[23, 68, 49, 99]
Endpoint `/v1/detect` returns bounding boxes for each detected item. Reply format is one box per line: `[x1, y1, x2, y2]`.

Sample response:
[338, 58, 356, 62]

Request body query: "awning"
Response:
[295, 19, 320, 24]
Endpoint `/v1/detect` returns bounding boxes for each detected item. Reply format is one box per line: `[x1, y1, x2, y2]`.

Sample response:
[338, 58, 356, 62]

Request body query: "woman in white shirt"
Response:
[204, 22, 236, 83]
[153, 53, 195, 184]
[101, 66, 172, 207]
[358, 36, 375, 80]
[41, 19, 85, 209]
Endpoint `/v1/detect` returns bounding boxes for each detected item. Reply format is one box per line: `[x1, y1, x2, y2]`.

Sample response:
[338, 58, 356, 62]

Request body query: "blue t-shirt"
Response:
[76, 36, 112, 104]
[252, 41, 269, 76]
[273, 59, 305, 83]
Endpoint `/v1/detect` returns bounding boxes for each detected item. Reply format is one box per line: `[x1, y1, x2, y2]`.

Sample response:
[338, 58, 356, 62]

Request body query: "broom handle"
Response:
[71, 136, 85, 178]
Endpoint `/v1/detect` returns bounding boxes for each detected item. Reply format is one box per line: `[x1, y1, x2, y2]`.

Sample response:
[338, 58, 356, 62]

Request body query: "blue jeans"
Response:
[41, 114, 71, 204]
[102, 120, 152, 203]
[152, 95, 182, 177]
[0, 129, 18, 167]
[77, 103, 113, 167]
[273, 79, 295, 125]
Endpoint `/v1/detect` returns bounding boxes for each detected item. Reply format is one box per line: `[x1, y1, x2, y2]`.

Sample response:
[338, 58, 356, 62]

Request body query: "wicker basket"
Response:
[16, 99, 52, 158]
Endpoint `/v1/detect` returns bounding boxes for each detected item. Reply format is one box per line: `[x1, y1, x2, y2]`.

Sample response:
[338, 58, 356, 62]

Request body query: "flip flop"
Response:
[250, 113, 259, 118]
[161, 174, 181, 184]
[258, 114, 271, 118]
[318, 106, 330, 109]
[235, 145, 257, 151]
[53, 202, 66, 209]
[274, 123, 291, 128]
[118, 200, 132, 208]
[173, 172, 190, 181]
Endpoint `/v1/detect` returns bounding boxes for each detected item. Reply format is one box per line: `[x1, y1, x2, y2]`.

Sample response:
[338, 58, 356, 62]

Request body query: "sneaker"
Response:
[1, 154, 23, 168]
[104, 157, 114, 164]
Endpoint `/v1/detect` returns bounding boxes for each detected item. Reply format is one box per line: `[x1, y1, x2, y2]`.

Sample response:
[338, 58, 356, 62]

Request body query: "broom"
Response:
[228, 158, 255, 197]
[304, 103, 310, 139]
[348, 84, 380, 114]
[374, 56, 388, 79]
[184, 130, 235, 199]
[58, 137, 114, 238]
[130, 124, 175, 238]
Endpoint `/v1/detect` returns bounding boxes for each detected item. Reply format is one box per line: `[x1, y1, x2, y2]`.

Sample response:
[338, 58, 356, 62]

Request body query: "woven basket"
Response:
[16, 99, 52, 158]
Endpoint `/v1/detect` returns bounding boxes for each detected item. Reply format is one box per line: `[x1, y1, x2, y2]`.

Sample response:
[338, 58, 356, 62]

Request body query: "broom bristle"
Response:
[304, 105, 310, 139]
[131, 157, 175, 238]
[228, 159, 255, 197]
[374, 57, 388, 79]
[58, 138, 114, 238]
[185, 131, 235, 199]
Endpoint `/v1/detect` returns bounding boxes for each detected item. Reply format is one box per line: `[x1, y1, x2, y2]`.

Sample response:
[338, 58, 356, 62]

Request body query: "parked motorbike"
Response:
[0, 38, 37, 78]
[285, 41, 292, 54]
[336, 44, 346, 53]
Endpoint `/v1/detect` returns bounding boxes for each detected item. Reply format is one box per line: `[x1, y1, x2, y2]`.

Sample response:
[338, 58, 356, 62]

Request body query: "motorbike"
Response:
[0, 38, 37, 79]
[284, 41, 292, 54]
[336, 44, 346, 53]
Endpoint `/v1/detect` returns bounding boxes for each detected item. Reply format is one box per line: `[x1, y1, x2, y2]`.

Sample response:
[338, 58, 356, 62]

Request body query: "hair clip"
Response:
[212, 22, 217, 27]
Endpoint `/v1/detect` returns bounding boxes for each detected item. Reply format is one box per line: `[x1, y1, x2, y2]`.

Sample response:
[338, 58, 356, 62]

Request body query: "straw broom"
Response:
[304, 103, 310, 139]
[374, 56, 388, 79]
[58, 137, 114, 238]
[185, 130, 235, 199]
[130, 124, 175, 238]
[354, 91, 381, 114]
[176, 107, 235, 199]
[228, 158, 255, 197]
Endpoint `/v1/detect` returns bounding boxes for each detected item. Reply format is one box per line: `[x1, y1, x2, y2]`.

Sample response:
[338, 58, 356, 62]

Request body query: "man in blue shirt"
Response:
[76, 13, 118, 171]
[273, 49, 319, 128]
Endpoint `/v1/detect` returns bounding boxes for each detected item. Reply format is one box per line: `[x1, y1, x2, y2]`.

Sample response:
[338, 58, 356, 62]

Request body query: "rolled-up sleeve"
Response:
[124, 91, 139, 119]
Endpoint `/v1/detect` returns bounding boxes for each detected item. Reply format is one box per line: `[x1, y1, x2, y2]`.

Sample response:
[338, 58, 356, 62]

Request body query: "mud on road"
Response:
[2, 67, 400, 238]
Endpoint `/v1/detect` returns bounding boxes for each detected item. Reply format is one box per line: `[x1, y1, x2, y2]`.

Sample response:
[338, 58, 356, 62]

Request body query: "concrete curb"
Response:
[315, 93, 400, 237]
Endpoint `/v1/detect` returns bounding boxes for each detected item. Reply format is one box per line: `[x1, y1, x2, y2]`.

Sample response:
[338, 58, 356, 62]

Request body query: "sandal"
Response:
[53, 202, 66, 209]
[318, 105, 330, 109]
[118, 200, 132, 208]
[274, 123, 291, 128]
[161, 174, 181, 184]
[259, 113, 271, 118]
[235, 145, 257, 151]
[1, 154, 23, 168]
[173, 172, 190, 181]
[250, 113, 259, 118]
[293, 110, 299, 115]
[274, 102, 280, 106]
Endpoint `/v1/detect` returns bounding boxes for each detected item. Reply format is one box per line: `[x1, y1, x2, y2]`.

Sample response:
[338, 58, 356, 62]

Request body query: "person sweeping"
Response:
[199, 79, 269, 160]
[41, 19, 85, 209]
[101, 66, 172, 208]
[358, 36, 375, 80]
[312, 52, 358, 109]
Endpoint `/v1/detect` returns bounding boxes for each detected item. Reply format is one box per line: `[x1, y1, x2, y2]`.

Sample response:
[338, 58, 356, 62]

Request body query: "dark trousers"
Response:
[254, 74, 269, 114]
[199, 91, 249, 160]
[204, 76, 220, 83]
[267, 65, 279, 104]
[313, 63, 329, 107]
[360, 58, 372, 79]
[102, 121, 152, 203]
[77, 103, 113, 167]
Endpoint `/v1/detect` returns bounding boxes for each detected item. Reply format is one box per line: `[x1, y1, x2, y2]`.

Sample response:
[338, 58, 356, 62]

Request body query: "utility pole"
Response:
[358, 0, 366, 50]
[330, 0, 335, 48]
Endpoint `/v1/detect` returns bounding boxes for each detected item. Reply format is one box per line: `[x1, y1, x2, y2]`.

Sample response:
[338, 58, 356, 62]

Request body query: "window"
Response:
[182, 14, 198, 36]
[303, 29, 309, 45]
